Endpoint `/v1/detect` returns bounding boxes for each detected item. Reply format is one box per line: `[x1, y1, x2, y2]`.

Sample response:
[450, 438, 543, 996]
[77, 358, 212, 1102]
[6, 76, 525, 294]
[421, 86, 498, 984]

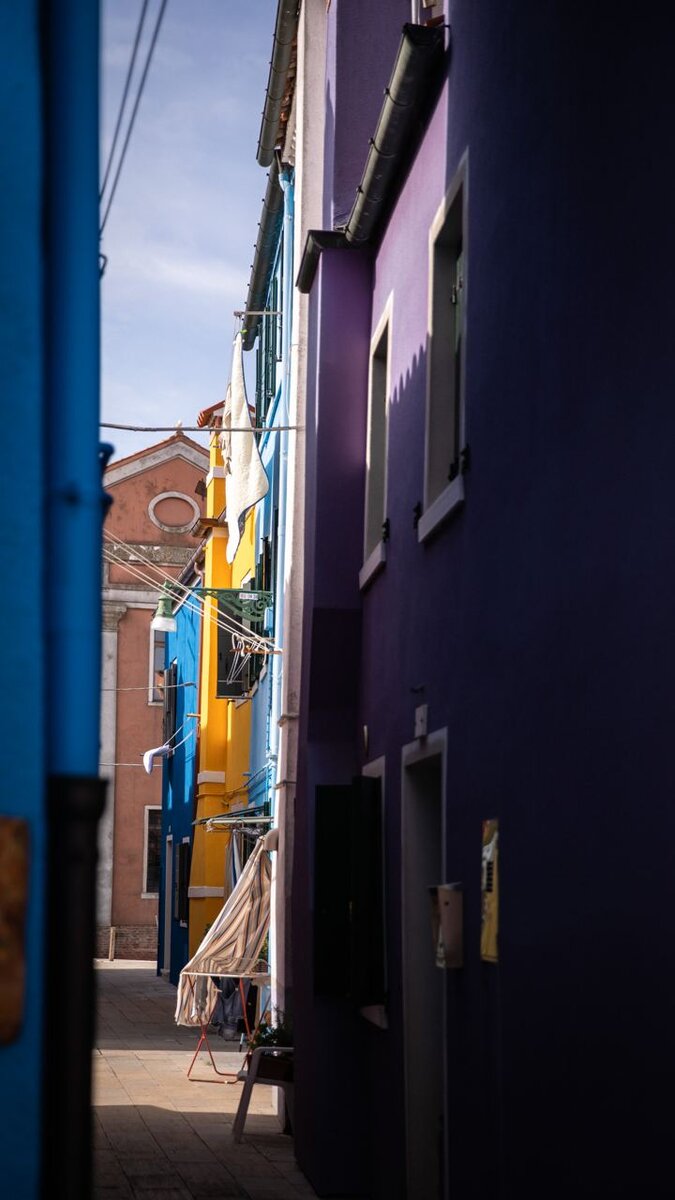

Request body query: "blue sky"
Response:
[101, 0, 277, 461]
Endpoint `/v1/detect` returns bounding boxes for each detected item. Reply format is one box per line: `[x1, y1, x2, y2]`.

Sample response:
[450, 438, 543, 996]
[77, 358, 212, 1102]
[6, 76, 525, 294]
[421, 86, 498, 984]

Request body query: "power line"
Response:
[101, 422, 303, 433]
[100, 682, 197, 692]
[100, 0, 150, 202]
[103, 538, 273, 649]
[103, 539, 276, 654]
[100, 0, 169, 235]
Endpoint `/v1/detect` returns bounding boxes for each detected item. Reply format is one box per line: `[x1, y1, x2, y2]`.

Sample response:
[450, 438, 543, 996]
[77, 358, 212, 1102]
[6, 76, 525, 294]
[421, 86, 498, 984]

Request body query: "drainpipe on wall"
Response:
[269, 165, 294, 1015]
[41, 2, 106, 1196]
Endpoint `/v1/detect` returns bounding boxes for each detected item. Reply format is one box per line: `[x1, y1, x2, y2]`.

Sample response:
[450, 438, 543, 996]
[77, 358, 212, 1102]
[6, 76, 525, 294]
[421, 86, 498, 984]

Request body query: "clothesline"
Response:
[101, 422, 303, 433]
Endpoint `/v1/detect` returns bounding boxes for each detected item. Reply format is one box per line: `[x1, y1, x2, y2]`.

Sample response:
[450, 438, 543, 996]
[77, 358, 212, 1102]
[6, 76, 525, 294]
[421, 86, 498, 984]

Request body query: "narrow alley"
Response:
[93, 961, 318, 1200]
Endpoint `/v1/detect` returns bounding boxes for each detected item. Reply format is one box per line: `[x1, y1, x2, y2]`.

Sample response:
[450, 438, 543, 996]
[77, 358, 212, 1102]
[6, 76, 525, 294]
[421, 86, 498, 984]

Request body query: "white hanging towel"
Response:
[219, 332, 269, 564]
[142, 742, 171, 775]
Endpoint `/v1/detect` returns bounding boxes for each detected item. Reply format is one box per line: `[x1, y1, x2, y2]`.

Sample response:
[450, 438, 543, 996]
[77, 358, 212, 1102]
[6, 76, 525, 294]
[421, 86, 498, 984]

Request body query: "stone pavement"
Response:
[93, 960, 319, 1199]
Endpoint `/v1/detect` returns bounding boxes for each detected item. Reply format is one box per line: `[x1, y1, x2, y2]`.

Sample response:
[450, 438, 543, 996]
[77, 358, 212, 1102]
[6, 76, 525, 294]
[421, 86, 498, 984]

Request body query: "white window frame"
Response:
[148, 624, 166, 705]
[360, 293, 393, 591]
[411, 0, 445, 24]
[420, 153, 468, 543]
[142, 805, 162, 898]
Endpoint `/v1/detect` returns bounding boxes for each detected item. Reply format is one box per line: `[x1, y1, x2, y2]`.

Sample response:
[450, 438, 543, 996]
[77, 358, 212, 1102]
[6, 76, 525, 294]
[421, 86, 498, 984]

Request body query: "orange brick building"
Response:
[98, 433, 209, 958]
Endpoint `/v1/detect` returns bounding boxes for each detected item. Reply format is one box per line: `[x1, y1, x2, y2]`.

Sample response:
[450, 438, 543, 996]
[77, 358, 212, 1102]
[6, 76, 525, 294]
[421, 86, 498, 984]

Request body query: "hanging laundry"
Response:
[142, 742, 171, 775]
[219, 332, 269, 564]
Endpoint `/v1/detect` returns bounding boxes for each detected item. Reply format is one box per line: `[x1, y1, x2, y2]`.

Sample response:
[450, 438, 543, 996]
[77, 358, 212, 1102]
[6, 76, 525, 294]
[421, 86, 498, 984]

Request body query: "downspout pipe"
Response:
[270, 165, 294, 788]
[269, 167, 293, 1011]
[41, 3, 106, 1196]
[257, 1, 299, 167]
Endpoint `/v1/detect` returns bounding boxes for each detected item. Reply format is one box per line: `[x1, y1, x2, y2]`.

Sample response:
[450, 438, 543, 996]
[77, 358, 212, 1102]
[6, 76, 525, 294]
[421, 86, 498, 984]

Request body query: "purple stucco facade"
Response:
[293, 3, 675, 1197]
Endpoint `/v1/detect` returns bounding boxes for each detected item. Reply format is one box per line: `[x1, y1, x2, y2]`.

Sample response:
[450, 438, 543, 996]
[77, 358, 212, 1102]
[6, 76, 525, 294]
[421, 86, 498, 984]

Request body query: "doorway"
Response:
[163, 835, 173, 975]
[401, 733, 446, 1198]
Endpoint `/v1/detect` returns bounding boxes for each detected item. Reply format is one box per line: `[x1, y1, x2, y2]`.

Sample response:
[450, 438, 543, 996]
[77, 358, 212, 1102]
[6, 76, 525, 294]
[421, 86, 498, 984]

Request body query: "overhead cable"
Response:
[103, 528, 274, 645]
[101, 422, 303, 433]
[103, 548, 271, 653]
[103, 535, 274, 650]
[99, 681, 197, 692]
[100, 0, 169, 235]
[100, 0, 150, 202]
[102, 541, 275, 654]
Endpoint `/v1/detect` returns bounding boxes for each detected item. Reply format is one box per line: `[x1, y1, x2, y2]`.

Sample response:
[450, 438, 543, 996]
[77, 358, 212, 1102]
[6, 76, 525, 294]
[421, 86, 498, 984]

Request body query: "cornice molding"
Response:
[104, 440, 208, 487]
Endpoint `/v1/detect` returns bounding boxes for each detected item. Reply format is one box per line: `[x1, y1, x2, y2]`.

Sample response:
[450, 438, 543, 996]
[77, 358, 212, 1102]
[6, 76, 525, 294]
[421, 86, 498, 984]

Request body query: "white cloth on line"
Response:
[219, 332, 269, 564]
[142, 743, 171, 775]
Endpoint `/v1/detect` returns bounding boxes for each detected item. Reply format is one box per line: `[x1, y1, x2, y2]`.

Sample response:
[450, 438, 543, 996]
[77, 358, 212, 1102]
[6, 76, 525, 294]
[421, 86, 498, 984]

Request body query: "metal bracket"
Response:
[194, 588, 273, 622]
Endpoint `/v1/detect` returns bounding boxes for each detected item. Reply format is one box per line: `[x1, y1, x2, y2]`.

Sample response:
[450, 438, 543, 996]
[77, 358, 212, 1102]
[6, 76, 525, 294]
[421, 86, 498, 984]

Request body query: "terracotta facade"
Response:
[98, 434, 209, 959]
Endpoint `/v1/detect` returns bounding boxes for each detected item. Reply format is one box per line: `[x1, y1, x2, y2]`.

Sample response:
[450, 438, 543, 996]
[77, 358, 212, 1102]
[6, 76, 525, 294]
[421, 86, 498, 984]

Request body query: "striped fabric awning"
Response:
[175, 837, 271, 1027]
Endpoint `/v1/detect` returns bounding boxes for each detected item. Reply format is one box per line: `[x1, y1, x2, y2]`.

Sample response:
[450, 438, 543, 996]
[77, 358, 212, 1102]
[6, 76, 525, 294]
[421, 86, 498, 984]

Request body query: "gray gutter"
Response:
[257, 1, 299, 167]
[295, 231, 348, 295]
[242, 158, 284, 351]
[296, 23, 447, 294]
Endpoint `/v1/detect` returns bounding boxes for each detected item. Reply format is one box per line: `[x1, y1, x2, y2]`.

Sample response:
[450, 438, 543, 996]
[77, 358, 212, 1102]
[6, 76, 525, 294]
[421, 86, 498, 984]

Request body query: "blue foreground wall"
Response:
[0, 4, 102, 1194]
[0, 7, 46, 1194]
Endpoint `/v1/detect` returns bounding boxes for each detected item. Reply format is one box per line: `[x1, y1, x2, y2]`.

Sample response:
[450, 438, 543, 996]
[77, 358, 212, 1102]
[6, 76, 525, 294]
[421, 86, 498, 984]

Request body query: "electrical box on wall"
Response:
[481, 818, 499, 962]
[429, 882, 463, 968]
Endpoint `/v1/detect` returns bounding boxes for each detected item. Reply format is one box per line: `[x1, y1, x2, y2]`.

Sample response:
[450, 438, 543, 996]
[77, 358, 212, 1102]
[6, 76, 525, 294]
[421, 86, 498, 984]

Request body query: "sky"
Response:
[100, 0, 277, 462]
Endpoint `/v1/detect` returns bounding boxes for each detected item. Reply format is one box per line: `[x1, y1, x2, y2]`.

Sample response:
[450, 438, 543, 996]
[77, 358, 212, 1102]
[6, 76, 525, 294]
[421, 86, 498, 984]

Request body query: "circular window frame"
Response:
[148, 491, 200, 534]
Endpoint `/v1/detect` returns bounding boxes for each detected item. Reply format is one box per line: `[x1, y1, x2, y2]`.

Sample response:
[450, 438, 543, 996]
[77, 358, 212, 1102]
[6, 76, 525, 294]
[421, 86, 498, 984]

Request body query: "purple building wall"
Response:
[323, 0, 409, 228]
[294, 3, 675, 1197]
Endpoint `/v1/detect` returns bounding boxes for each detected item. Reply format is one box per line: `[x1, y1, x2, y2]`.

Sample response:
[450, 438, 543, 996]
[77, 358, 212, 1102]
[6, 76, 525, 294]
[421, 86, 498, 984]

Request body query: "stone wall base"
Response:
[96, 925, 158, 961]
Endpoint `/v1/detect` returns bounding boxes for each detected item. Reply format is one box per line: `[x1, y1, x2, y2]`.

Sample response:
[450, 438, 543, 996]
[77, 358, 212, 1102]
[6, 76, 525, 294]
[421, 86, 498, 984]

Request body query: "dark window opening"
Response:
[145, 809, 161, 894]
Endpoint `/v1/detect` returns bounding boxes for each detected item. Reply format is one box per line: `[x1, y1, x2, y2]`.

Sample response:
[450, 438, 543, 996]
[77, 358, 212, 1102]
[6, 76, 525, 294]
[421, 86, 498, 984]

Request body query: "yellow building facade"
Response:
[188, 432, 255, 954]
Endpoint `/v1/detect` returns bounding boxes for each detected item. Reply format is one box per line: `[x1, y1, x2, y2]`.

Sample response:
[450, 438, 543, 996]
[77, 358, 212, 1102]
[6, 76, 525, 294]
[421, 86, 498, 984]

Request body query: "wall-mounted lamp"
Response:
[150, 585, 177, 634]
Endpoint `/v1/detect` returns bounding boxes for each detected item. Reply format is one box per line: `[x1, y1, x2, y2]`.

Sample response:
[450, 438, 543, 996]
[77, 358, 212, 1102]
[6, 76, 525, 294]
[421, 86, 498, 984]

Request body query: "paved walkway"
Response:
[93, 960, 318, 1199]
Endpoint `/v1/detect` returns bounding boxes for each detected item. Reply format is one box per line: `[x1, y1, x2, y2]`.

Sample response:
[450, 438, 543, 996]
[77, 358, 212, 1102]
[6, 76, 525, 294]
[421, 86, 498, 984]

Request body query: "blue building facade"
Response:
[244, 161, 295, 1009]
[157, 592, 201, 986]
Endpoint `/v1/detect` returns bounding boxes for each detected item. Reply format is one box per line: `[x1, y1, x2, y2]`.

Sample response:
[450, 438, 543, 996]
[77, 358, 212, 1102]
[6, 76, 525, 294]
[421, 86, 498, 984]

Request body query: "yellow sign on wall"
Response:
[481, 818, 499, 963]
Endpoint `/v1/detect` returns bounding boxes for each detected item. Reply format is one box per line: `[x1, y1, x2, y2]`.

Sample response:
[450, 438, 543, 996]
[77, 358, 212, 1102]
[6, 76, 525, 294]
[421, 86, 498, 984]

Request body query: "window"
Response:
[149, 627, 166, 704]
[363, 307, 391, 562]
[217, 610, 252, 700]
[422, 159, 467, 538]
[143, 807, 161, 896]
[216, 549, 272, 700]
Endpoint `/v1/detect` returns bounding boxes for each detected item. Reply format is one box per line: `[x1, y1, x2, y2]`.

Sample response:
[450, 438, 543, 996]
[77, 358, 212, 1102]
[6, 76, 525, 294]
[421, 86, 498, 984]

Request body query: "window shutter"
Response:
[163, 662, 177, 744]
